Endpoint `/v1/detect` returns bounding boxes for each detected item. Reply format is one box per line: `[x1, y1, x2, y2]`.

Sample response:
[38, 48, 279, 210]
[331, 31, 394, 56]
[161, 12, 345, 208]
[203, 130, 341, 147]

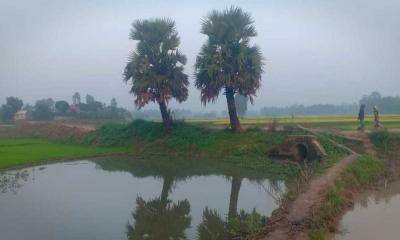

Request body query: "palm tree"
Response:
[124, 18, 189, 130]
[195, 7, 263, 132]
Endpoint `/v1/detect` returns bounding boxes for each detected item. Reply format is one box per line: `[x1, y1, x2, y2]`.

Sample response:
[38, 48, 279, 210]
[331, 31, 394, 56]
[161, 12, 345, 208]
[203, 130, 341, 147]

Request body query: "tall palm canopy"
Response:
[195, 7, 263, 131]
[124, 18, 189, 129]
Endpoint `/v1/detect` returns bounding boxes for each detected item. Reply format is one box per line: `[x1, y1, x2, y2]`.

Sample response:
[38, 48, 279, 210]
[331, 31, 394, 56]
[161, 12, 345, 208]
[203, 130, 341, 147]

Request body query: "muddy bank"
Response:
[0, 121, 95, 142]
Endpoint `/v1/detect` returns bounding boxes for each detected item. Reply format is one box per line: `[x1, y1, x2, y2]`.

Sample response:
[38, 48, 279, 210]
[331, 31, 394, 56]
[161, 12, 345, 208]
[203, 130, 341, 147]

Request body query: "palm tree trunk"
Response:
[225, 87, 241, 132]
[228, 176, 242, 219]
[158, 100, 172, 130]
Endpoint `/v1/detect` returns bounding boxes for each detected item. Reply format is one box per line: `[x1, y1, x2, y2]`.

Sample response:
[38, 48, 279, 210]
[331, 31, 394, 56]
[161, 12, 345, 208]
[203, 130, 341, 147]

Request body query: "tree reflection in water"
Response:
[127, 176, 191, 240]
[198, 176, 266, 240]
[0, 170, 29, 194]
[198, 208, 230, 240]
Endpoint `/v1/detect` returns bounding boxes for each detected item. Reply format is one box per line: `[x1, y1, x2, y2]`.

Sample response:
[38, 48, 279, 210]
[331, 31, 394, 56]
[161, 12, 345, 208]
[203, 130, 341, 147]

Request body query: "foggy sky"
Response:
[0, 0, 399, 111]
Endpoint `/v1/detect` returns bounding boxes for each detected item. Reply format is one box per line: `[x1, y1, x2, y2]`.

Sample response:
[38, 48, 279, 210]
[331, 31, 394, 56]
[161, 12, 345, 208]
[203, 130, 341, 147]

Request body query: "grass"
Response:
[345, 155, 385, 186]
[0, 138, 128, 170]
[187, 115, 400, 130]
[319, 132, 364, 154]
[86, 120, 359, 179]
[369, 130, 400, 155]
[0, 119, 347, 179]
[313, 135, 348, 174]
[87, 120, 301, 178]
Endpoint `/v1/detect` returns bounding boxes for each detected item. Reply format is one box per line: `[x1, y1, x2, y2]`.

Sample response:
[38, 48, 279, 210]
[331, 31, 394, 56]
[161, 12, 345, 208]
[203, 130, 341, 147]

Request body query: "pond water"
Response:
[0, 157, 285, 240]
[334, 180, 400, 240]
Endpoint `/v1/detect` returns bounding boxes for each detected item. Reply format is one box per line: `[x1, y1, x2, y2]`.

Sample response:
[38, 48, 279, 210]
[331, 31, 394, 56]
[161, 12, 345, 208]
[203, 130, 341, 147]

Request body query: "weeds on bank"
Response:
[309, 229, 326, 240]
[369, 130, 400, 155]
[345, 155, 385, 186]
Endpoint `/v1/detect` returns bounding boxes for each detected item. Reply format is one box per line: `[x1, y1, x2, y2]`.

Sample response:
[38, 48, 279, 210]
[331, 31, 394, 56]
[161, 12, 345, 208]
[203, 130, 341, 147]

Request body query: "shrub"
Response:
[347, 155, 385, 185]
[84, 120, 164, 146]
[369, 130, 390, 153]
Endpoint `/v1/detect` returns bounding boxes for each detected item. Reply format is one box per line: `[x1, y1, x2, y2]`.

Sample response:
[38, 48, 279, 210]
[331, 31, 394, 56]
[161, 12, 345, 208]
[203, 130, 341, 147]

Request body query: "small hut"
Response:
[14, 111, 30, 122]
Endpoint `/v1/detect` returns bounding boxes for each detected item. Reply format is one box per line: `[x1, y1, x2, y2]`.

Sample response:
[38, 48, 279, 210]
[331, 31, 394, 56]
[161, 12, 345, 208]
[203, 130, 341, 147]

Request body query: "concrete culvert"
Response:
[293, 144, 308, 162]
[270, 135, 327, 163]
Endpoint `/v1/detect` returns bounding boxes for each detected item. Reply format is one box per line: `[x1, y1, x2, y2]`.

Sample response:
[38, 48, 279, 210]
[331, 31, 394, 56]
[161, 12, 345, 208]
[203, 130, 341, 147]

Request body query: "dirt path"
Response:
[265, 152, 359, 240]
[26, 121, 97, 132]
[327, 129, 376, 155]
[264, 126, 368, 240]
[57, 122, 96, 132]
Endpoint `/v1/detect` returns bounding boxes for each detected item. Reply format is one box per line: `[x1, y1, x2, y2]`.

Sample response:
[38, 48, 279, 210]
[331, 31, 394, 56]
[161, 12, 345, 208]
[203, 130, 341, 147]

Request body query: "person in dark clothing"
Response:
[358, 104, 366, 131]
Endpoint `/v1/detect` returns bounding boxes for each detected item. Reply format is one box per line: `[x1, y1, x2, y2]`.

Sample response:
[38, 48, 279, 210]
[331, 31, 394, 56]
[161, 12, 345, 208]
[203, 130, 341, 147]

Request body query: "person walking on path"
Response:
[358, 104, 366, 131]
[373, 105, 382, 128]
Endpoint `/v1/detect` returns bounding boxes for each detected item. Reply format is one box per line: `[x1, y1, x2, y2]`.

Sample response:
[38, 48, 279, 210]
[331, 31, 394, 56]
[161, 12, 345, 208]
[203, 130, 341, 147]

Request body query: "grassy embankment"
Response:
[1, 119, 352, 178]
[85, 120, 349, 178]
[188, 115, 400, 129]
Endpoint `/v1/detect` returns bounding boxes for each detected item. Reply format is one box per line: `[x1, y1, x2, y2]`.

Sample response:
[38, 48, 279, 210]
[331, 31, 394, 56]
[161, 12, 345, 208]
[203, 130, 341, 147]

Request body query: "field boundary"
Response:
[264, 126, 360, 240]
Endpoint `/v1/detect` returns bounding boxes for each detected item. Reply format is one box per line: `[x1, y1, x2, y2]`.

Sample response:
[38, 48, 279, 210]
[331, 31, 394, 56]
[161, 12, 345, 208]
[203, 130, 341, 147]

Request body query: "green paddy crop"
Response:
[0, 139, 128, 170]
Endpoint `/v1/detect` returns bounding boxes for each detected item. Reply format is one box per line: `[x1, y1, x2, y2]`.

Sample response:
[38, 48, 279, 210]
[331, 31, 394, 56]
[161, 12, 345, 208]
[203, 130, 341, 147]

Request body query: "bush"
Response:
[369, 131, 390, 152]
[0, 104, 15, 122]
[369, 130, 400, 154]
[84, 119, 164, 146]
[347, 155, 385, 185]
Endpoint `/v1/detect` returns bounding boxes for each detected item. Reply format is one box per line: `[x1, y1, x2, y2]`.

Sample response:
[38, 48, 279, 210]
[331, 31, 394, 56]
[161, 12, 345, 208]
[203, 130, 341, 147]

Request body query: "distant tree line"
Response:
[259, 104, 359, 116]
[0, 97, 23, 122]
[1, 91, 397, 123]
[359, 91, 400, 114]
[258, 91, 400, 117]
[0, 93, 131, 122]
[64, 92, 131, 120]
[128, 91, 400, 120]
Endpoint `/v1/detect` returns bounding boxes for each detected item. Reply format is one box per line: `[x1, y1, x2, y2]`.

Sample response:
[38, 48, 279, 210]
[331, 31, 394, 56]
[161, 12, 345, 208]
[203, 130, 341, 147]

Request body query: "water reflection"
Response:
[127, 176, 191, 240]
[96, 156, 287, 240]
[335, 180, 400, 240]
[0, 170, 29, 194]
[229, 176, 242, 218]
[197, 176, 267, 240]
[125, 174, 270, 240]
[0, 157, 286, 240]
[198, 208, 230, 240]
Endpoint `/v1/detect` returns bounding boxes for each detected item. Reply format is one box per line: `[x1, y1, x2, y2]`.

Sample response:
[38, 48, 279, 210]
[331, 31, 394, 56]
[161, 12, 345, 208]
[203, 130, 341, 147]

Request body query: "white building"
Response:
[14, 111, 29, 121]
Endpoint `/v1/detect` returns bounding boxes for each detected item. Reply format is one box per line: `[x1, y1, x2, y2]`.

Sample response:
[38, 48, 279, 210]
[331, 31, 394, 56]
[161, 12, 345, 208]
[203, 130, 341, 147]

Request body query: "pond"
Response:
[334, 179, 400, 240]
[0, 156, 285, 240]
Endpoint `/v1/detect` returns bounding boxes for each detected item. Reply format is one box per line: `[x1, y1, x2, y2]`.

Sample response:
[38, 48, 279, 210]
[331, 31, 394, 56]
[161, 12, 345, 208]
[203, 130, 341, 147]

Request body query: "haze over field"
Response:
[1, 0, 399, 111]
